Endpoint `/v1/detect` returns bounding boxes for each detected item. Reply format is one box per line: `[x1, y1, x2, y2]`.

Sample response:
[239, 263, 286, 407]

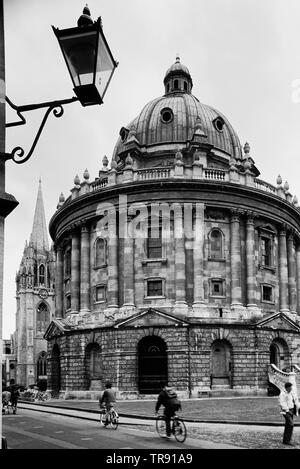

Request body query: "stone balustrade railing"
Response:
[91, 178, 108, 191]
[60, 164, 299, 211]
[204, 169, 226, 181]
[254, 178, 277, 195]
[136, 167, 171, 180]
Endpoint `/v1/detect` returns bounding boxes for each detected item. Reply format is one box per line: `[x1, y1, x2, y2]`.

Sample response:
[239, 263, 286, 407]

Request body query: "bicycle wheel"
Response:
[110, 410, 119, 430]
[173, 418, 187, 443]
[156, 415, 166, 437]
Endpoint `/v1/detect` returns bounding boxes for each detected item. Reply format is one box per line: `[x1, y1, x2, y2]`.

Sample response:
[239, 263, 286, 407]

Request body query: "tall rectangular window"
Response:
[147, 224, 162, 258]
[261, 237, 272, 266]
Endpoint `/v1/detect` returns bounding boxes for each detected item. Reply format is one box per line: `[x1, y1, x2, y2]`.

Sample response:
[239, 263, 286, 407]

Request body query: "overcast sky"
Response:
[3, 0, 300, 336]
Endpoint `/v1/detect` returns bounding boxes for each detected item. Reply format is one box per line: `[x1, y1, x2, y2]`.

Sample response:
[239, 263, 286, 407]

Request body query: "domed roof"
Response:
[164, 55, 192, 82]
[113, 58, 242, 161]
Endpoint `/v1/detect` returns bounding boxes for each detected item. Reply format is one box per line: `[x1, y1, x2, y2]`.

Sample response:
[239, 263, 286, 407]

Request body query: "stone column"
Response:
[245, 212, 257, 307]
[296, 242, 300, 315]
[174, 205, 187, 313]
[71, 228, 80, 314]
[55, 244, 64, 318]
[279, 226, 289, 312]
[192, 203, 206, 314]
[80, 223, 90, 314]
[123, 217, 135, 307]
[230, 210, 242, 306]
[107, 220, 119, 308]
[287, 231, 297, 314]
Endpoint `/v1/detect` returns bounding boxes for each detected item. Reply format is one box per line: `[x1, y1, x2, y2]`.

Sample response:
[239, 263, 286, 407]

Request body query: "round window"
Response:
[161, 108, 173, 124]
[213, 117, 224, 132]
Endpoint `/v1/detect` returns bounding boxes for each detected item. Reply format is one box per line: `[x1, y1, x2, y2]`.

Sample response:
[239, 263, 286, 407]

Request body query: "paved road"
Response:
[2, 408, 241, 450]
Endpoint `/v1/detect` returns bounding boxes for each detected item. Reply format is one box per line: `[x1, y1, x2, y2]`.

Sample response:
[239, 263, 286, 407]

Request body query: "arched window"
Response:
[33, 260, 38, 286]
[174, 79, 179, 90]
[209, 229, 223, 259]
[36, 303, 50, 332]
[22, 267, 26, 286]
[184, 81, 187, 91]
[95, 238, 106, 267]
[39, 264, 45, 285]
[37, 351, 47, 377]
[47, 265, 51, 288]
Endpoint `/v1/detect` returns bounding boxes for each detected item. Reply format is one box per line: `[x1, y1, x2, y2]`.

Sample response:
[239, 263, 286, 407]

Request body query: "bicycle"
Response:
[156, 413, 187, 443]
[35, 391, 50, 402]
[2, 400, 17, 415]
[100, 404, 119, 430]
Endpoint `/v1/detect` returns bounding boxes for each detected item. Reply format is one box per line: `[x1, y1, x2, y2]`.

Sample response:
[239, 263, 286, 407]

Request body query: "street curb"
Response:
[18, 401, 293, 427]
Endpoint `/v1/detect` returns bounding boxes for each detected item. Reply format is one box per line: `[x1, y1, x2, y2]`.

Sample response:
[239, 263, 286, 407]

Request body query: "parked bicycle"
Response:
[2, 400, 17, 415]
[35, 391, 50, 402]
[100, 404, 119, 430]
[156, 412, 187, 443]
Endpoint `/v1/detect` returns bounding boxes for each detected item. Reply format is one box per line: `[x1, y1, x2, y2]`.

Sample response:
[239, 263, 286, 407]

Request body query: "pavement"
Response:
[18, 395, 294, 426]
[3, 406, 245, 449]
[11, 399, 300, 449]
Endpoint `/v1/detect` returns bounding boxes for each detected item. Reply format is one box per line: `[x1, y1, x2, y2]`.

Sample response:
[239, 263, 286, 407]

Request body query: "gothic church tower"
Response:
[15, 181, 55, 388]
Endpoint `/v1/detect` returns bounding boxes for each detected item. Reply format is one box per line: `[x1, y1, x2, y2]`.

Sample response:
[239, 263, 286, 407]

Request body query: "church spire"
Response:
[29, 180, 49, 251]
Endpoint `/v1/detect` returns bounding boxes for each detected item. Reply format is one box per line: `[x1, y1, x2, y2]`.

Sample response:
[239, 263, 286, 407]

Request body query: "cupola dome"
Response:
[163, 55, 193, 94]
[113, 57, 243, 164]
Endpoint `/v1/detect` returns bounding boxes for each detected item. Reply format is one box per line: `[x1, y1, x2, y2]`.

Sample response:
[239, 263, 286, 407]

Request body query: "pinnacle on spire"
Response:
[175, 53, 180, 63]
[29, 180, 49, 252]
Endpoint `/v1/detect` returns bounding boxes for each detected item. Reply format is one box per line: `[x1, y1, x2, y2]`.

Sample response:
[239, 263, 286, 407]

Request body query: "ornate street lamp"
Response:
[2, 6, 118, 164]
[52, 5, 118, 107]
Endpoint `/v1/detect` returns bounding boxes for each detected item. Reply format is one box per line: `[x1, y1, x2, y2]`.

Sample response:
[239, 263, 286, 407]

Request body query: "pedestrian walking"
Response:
[279, 382, 299, 446]
[7, 379, 20, 414]
[155, 381, 181, 438]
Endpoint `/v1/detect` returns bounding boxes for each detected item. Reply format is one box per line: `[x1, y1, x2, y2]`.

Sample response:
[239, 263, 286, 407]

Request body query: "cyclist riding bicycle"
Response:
[155, 381, 181, 439]
[99, 381, 116, 427]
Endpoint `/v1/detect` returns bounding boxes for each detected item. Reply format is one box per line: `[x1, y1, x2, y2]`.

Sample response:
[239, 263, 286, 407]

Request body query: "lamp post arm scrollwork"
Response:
[3, 95, 79, 164]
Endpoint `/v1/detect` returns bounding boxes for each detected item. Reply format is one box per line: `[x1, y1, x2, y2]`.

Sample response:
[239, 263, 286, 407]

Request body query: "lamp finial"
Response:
[77, 4, 93, 26]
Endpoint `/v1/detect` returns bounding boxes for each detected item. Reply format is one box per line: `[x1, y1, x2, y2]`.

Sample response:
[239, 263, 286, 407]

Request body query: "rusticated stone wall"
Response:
[46, 323, 300, 398]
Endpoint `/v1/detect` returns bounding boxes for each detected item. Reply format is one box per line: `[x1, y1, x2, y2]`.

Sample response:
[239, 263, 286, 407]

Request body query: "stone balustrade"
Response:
[254, 178, 277, 195]
[58, 163, 299, 211]
[136, 167, 171, 180]
[204, 169, 227, 181]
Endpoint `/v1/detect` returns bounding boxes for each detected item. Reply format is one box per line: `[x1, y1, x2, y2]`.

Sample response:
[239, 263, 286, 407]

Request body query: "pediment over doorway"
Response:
[255, 312, 300, 332]
[44, 318, 73, 340]
[114, 308, 189, 329]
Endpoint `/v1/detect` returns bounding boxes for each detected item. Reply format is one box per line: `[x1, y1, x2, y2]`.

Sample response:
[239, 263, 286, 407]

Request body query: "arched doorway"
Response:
[85, 343, 102, 390]
[270, 339, 289, 371]
[211, 340, 232, 387]
[138, 336, 167, 394]
[51, 344, 61, 396]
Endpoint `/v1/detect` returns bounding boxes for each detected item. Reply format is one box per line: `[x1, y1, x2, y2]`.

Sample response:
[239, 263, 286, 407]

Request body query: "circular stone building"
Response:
[45, 57, 300, 399]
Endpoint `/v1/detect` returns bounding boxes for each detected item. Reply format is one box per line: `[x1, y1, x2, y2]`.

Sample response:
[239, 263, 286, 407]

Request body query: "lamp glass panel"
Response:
[95, 33, 115, 99]
[59, 31, 98, 87]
